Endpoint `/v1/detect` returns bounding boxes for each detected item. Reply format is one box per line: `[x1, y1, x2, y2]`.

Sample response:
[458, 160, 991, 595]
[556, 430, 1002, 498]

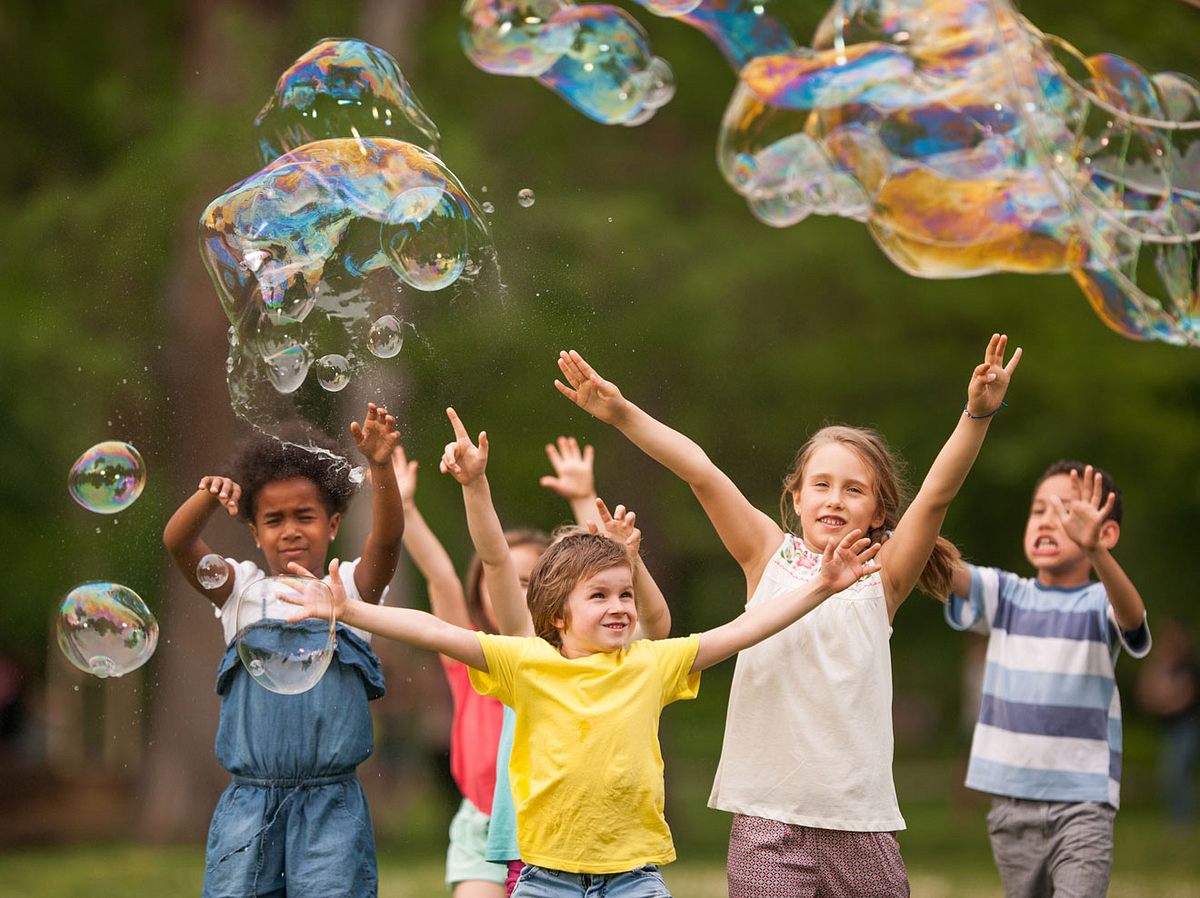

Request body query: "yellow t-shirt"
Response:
[469, 633, 701, 874]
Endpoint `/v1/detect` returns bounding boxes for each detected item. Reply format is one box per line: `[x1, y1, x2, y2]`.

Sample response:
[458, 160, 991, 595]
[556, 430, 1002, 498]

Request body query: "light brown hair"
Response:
[779, 425, 960, 600]
[527, 533, 632, 647]
[464, 529, 551, 633]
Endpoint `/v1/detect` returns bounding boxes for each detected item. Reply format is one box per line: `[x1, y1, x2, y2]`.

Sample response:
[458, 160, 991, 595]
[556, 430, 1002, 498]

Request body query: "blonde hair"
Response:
[527, 533, 632, 647]
[464, 529, 551, 633]
[779, 425, 960, 600]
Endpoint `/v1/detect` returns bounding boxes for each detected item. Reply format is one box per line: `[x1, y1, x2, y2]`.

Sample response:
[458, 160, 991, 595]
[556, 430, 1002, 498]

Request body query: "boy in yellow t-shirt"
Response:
[284, 422, 880, 896]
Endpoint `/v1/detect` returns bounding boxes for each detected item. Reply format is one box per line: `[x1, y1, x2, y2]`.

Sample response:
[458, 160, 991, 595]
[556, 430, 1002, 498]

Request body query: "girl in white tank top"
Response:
[553, 335, 1021, 893]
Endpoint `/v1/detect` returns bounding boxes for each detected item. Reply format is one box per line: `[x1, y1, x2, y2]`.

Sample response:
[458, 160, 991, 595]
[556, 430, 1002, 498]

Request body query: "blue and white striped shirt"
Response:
[946, 566, 1151, 807]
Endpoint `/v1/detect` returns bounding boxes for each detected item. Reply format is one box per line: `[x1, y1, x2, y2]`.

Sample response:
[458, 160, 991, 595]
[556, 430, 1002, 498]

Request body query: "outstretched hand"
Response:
[351, 403, 401, 465]
[1049, 465, 1115, 552]
[199, 475, 241, 517]
[554, 350, 629, 424]
[586, 497, 641, 556]
[540, 436, 596, 500]
[438, 407, 488, 485]
[281, 559, 347, 622]
[391, 444, 419, 505]
[965, 334, 1022, 418]
[818, 529, 882, 594]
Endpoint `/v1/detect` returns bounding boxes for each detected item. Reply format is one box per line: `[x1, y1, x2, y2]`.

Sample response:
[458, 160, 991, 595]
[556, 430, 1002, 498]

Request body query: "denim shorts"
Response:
[513, 864, 672, 898]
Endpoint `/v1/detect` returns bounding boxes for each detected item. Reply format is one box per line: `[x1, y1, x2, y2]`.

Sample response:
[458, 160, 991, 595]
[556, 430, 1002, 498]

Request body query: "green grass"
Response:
[2, 813, 1197, 898]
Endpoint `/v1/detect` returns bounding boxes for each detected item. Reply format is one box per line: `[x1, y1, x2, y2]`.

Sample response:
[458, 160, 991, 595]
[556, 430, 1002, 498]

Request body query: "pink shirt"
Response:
[442, 655, 505, 815]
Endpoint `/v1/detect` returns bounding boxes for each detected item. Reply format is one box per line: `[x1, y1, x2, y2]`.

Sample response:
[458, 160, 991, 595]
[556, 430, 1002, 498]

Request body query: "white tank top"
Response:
[708, 534, 905, 831]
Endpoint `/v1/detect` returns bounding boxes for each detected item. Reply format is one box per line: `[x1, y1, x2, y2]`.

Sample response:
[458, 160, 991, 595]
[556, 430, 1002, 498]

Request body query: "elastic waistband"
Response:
[231, 771, 356, 788]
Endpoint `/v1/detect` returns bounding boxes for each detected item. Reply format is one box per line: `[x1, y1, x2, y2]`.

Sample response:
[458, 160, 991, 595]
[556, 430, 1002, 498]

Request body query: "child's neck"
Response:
[1035, 566, 1092, 590]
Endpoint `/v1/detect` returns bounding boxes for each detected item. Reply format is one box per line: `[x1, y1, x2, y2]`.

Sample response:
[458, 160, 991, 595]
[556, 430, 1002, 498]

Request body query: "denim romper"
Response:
[203, 619, 385, 898]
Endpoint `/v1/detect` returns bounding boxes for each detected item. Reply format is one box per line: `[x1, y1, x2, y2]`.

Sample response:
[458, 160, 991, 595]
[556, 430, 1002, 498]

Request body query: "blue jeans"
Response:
[513, 864, 672, 897]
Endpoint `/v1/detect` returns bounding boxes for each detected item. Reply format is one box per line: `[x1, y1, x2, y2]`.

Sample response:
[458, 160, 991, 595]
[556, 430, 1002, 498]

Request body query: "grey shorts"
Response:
[986, 797, 1115, 898]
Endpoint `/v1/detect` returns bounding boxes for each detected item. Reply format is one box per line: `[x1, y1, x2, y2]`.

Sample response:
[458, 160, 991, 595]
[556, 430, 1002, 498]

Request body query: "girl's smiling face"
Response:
[555, 564, 637, 659]
[792, 442, 884, 553]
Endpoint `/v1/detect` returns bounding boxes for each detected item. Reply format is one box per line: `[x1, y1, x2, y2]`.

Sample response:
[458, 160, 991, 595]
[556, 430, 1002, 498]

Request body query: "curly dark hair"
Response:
[230, 430, 358, 522]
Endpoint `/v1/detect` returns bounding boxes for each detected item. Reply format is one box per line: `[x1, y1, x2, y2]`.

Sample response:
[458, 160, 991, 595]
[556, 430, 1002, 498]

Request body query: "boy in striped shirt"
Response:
[946, 461, 1150, 898]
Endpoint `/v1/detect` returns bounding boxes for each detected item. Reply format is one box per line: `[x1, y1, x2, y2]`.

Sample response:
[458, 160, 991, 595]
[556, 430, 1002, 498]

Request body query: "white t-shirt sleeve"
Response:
[216, 559, 267, 645]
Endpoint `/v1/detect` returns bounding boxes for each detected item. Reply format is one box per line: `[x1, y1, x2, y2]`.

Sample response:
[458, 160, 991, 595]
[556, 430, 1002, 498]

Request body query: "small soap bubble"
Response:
[367, 315, 404, 359]
[233, 575, 336, 694]
[315, 354, 351, 392]
[482, 201, 495, 214]
[57, 582, 159, 679]
[517, 188, 536, 208]
[68, 441, 146, 514]
[197, 554, 229, 590]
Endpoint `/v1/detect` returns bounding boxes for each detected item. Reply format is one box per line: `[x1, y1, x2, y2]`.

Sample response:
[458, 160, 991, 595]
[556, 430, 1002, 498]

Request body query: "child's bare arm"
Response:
[351, 403, 405, 604]
[691, 531, 880, 672]
[286, 560, 487, 668]
[162, 476, 241, 607]
[393, 445, 471, 628]
[555, 350, 782, 589]
[881, 334, 1021, 616]
[1051, 466, 1146, 630]
[441, 408, 531, 637]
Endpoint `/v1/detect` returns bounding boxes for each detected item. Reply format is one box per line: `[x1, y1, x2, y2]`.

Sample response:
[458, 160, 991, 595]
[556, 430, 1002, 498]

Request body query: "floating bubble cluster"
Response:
[57, 582, 159, 678]
[197, 554, 229, 590]
[232, 576, 337, 694]
[201, 39, 498, 444]
[255, 38, 441, 163]
[68, 441, 146, 514]
[459, 0, 678, 124]
[464, 0, 1200, 346]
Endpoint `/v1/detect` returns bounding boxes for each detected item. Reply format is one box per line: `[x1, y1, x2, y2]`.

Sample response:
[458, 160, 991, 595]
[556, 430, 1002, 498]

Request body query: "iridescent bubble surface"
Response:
[461, 0, 678, 124]
[465, 0, 1199, 345]
[201, 137, 496, 442]
[233, 576, 336, 695]
[367, 315, 404, 358]
[68, 441, 146, 514]
[255, 38, 441, 163]
[57, 582, 159, 679]
[197, 554, 229, 590]
[517, 188, 536, 207]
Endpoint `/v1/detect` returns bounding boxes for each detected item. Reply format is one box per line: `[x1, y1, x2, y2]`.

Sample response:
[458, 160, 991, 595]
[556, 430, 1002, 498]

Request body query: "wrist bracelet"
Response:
[963, 400, 1007, 419]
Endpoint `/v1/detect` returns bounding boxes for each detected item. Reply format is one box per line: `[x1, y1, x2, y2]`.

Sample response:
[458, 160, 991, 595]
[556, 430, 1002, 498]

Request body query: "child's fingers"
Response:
[985, 332, 1001, 363]
[328, 557, 342, 587]
[553, 379, 579, 403]
[567, 350, 598, 381]
[582, 444, 594, 466]
[287, 560, 318, 579]
[350, 421, 363, 443]
[1004, 345, 1023, 373]
[586, 521, 600, 535]
[563, 436, 578, 458]
[539, 475, 562, 491]
[445, 407, 469, 440]
[595, 497, 613, 522]
[545, 442, 562, 468]
[613, 504, 627, 520]
[557, 352, 582, 386]
[478, 432, 489, 457]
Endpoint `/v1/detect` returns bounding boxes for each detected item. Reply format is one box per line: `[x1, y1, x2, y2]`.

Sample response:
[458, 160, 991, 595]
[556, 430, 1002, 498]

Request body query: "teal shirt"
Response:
[484, 705, 519, 862]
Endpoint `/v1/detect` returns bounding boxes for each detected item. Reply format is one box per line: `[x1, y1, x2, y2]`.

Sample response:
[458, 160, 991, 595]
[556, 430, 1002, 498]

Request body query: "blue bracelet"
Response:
[963, 400, 1007, 419]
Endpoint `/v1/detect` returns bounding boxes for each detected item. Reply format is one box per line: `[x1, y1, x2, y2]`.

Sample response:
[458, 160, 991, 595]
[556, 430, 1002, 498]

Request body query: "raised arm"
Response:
[555, 350, 782, 590]
[691, 530, 880, 672]
[1050, 466, 1146, 631]
[286, 559, 486, 669]
[350, 403, 405, 604]
[440, 407, 532, 637]
[392, 444, 470, 628]
[162, 475, 241, 607]
[879, 334, 1021, 616]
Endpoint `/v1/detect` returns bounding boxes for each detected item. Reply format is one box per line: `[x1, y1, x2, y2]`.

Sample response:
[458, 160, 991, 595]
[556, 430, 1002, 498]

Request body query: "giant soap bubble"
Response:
[202, 38, 499, 446]
[232, 575, 337, 695]
[464, 0, 1200, 346]
[255, 37, 441, 162]
[57, 582, 159, 678]
[460, 0, 678, 124]
[68, 441, 145, 514]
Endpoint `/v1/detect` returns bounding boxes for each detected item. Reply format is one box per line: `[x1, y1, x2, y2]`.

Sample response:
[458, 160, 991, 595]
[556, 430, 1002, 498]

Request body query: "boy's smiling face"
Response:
[555, 564, 637, 659]
[250, 476, 340, 576]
